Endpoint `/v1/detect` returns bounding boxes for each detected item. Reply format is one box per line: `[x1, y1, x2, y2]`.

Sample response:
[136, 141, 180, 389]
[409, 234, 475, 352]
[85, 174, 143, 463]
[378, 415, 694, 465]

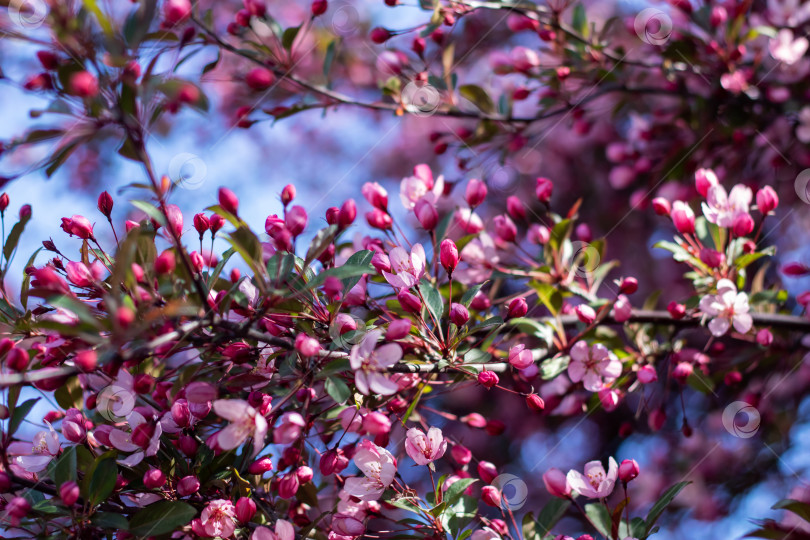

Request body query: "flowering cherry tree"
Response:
[1, 0, 810, 539]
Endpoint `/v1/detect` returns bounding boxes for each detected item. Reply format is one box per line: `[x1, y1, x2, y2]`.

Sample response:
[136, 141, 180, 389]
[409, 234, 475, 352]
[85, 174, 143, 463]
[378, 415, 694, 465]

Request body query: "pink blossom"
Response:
[8, 423, 60, 473]
[671, 201, 695, 234]
[399, 164, 443, 209]
[701, 184, 752, 228]
[613, 295, 632, 322]
[567, 342, 622, 392]
[454, 208, 484, 234]
[508, 344, 534, 369]
[200, 499, 237, 538]
[769, 29, 808, 65]
[405, 426, 447, 465]
[251, 520, 295, 540]
[566, 457, 619, 498]
[343, 439, 397, 501]
[274, 412, 305, 444]
[362, 182, 388, 210]
[349, 329, 402, 395]
[109, 410, 162, 467]
[382, 244, 426, 289]
[65, 261, 94, 287]
[543, 468, 571, 498]
[698, 278, 753, 336]
[213, 399, 268, 456]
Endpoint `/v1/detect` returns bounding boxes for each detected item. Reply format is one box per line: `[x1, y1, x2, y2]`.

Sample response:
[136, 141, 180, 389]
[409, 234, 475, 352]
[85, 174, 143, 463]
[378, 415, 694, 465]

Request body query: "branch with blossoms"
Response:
[0, 149, 806, 539]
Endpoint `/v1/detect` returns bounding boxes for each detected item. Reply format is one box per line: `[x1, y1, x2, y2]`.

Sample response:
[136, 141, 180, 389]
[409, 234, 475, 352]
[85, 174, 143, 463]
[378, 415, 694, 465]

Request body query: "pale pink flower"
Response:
[213, 399, 268, 456]
[109, 410, 162, 467]
[382, 244, 426, 289]
[454, 208, 484, 234]
[349, 330, 402, 396]
[399, 165, 444, 209]
[471, 528, 501, 540]
[200, 499, 236, 538]
[8, 423, 60, 473]
[613, 295, 632, 322]
[274, 412, 305, 444]
[456, 233, 499, 284]
[343, 440, 397, 501]
[701, 184, 752, 228]
[508, 344, 534, 369]
[698, 278, 753, 336]
[251, 519, 295, 540]
[567, 342, 622, 392]
[405, 427, 447, 465]
[65, 261, 94, 287]
[566, 457, 618, 498]
[769, 29, 808, 65]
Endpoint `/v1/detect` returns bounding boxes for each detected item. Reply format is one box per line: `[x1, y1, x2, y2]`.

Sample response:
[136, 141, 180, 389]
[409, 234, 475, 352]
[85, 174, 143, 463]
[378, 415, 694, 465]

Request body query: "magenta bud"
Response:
[236, 497, 257, 522]
[618, 459, 640, 483]
[59, 481, 80, 506]
[478, 370, 499, 389]
[177, 475, 200, 497]
[450, 303, 470, 326]
[507, 297, 528, 319]
[143, 468, 166, 489]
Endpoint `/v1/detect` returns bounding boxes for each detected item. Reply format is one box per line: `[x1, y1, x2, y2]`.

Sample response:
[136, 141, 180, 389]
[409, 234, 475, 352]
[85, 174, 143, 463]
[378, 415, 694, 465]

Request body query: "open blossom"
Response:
[109, 410, 162, 467]
[349, 330, 402, 395]
[275, 412, 305, 444]
[399, 164, 443, 209]
[698, 278, 753, 336]
[566, 457, 618, 498]
[769, 29, 809, 65]
[567, 341, 622, 392]
[8, 423, 59, 474]
[701, 184, 752, 228]
[343, 439, 397, 501]
[199, 499, 236, 538]
[405, 427, 447, 465]
[213, 399, 268, 456]
[382, 244, 426, 289]
[251, 520, 295, 540]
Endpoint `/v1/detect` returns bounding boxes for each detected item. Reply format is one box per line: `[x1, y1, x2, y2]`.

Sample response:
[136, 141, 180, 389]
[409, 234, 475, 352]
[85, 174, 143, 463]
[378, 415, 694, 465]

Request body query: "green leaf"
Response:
[460, 282, 485, 308]
[772, 499, 810, 523]
[131, 200, 167, 228]
[508, 317, 553, 345]
[458, 84, 495, 114]
[323, 40, 337, 77]
[9, 398, 38, 437]
[4, 213, 31, 262]
[540, 355, 569, 380]
[584, 503, 611, 538]
[645, 481, 690, 534]
[535, 498, 570, 535]
[419, 279, 444, 325]
[83, 457, 118, 507]
[532, 281, 563, 315]
[305, 225, 338, 266]
[572, 4, 588, 35]
[91, 512, 129, 530]
[443, 478, 477, 506]
[128, 501, 197, 537]
[282, 25, 301, 50]
[325, 377, 351, 404]
[50, 445, 77, 487]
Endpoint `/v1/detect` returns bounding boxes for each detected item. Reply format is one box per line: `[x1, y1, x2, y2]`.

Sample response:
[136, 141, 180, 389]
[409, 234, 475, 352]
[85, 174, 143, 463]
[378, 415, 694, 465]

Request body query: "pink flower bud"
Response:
[667, 301, 686, 319]
[463, 413, 487, 428]
[295, 333, 321, 356]
[478, 461, 498, 483]
[637, 365, 658, 384]
[177, 475, 200, 496]
[652, 197, 671, 216]
[526, 393, 545, 411]
[280, 184, 296, 206]
[508, 344, 533, 369]
[575, 223, 592, 243]
[154, 250, 176, 275]
[311, 0, 328, 15]
[246, 67, 275, 91]
[59, 481, 80, 506]
[756, 328, 773, 346]
[535, 177, 553, 203]
[528, 224, 550, 245]
[724, 371, 743, 386]
[414, 199, 438, 230]
[165, 204, 183, 237]
[69, 71, 99, 98]
[756, 186, 778, 214]
[7, 348, 29, 372]
[163, 0, 191, 25]
[370, 27, 392, 43]
[575, 305, 596, 324]
[363, 412, 391, 435]
[470, 291, 491, 311]
[143, 468, 166, 489]
[6, 497, 30, 520]
[481, 485, 502, 507]
[236, 497, 257, 522]
[450, 303, 470, 326]
[699, 248, 725, 268]
[673, 362, 693, 384]
[286, 205, 308, 236]
[493, 214, 517, 243]
[278, 472, 300, 499]
[543, 468, 571, 498]
[451, 444, 472, 465]
[618, 459, 640, 483]
[371, 251, 391, 274]
[248, 456, 274, 475]
[97, 191, 113, 218]
[386, 319, 411, 340]
[60, 215, 94, 240]
[649, 407, 666, 431]
[507, 297, 528, 319]
[218, 187, 239, 215]
[599, 388, 621, 411]
[190, 251, 205, 273]
[782, 262, 810, 276]
[506, 196, 526, 220]
[398, 289, 422, 313]
[362, 182, 388, 211]
[0, 194, 8, 213]
[210, 214, 225, 234]
[478, 370, 499, 389]
[296, 466, 314, 484]
[74, 349, 97, 372]
[465, 179, 487, 208]
[695, 168, 718, 197]
[612, 295, 632, 322]
[366, 209, 393, 230]
[732, 213, 754, 236]
[671, 201, 695, 234]
[710, 5, 727, 26]
[338, 199, 357, 229]
[619, 277, 638, 295]
[177, 434, 198, 457]
[440, 239, 459, 275]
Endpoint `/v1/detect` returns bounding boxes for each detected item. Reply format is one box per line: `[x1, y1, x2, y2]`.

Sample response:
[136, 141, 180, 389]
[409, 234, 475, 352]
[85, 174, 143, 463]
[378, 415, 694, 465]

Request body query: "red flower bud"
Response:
[311, 0, 328, 15]
[246, 67, 275, 91]
[478, 370, 499, 389]
[732, 213, 754, 236]
[163, 0, 192, 25]
[618, 459, 640, 483]
[507, 297, 528, 319]
[218, 187, 239, 215]
[667, 301, 686, 319]
[97, 191, 113, 218]
[281, 184, 296, 205]
[177, 475, 200, 496]
[249, 456, 274, 475]
[69, 71, 99, 98]
[366, 209, 392, 230]
[481, 485, 502, 507]
[526, 393, 545, 411]
[154, 251, 176, 275]
[397, 289, 422, 313]
[535, 177, 553, 203]
[143, 468, 166, 489]
[440, 239, 459, 275]
[7, 348, 29, 372]
[370, 27, 392, 43]
[236, 497, 257, 522]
